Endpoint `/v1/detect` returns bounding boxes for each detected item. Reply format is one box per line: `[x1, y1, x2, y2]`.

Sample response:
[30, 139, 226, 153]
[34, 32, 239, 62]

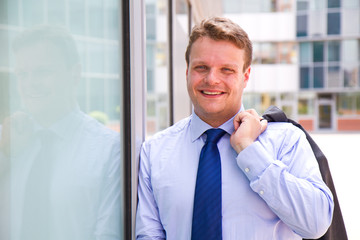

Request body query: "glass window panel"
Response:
[310, 0, 326, 10]
[314, 66, 324, 88]
[278, 42, 297, 64]
[342, 10, 360, 36]
[327, 12, 341, 35]
[328, 41, 340, 62]
[297, 1, 308, 11]
[88, 0, 104, 38]
[0, 30, 11, 68]
[89, 78, 105, 112]
[342, 40, 358, 62]
[328, 66, 341, 87]
[69, 0, 86, 35]
[88, 42, 105, 73]
[313, 42, 324, 62]
[0, 1, 124, 239]
[309, 11, 326, 37]
[343, 64, 359, 87]
[105, 78, 121, 122]
[296, 15, 308, 37]
[300, 67, 310, 88]
[22, 0, 44, 27]
[343, 0, 360, 8]
[176, 0, 188, 14]
[252, 43, 261, 64]
[145, 0, 170, 136]
[47, 0, 66, 26]
[300, 42, 311, 63]
[261, 43, 277, 64]
[224, 0, 272, 13]
[105, 44, 119, 74]
[337, 93, 356, 115]
[328, 0, 341, 8]
[298, 96, 315, 115]
[0, 0, 19, 25]
[105, 0, 120, 40]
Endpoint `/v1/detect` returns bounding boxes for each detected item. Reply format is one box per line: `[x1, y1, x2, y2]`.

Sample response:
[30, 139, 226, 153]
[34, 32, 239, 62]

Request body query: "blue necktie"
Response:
[192, 128, 226, 240]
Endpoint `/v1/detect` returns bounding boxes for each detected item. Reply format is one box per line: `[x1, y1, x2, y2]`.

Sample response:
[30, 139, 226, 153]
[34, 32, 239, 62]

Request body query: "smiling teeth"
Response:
[203, 91, 222, 95]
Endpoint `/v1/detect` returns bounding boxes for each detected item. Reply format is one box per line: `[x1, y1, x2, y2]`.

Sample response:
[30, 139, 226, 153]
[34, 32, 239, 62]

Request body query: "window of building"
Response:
[343, 64, 359, 87]
[261, 43, 277, 64]
[296, 15, 308, 37]
[252, 42, 297, 64]
[298, 94, 315, 115]
[328, 66, 341, 87]
[145, 0, 171, 136]
[328, 41, 341, 62]
[328, 0, 341, 8]
[343, 40, 358, 62]
[342, 9, 360, 36]
[300, 67, 310, 88]
[297, 0, 308, 11]
[327, 12, 341, 35]
[308, 10, 326, 37]
[314, 66, 324, 88]
[343, 0, 360, 8]
[337, 93, 360, 115]
[313, 42, 324, 62]
[310, 0, 326, 10]
[0, 0, 125, 239]
[300, 42, 311, 63]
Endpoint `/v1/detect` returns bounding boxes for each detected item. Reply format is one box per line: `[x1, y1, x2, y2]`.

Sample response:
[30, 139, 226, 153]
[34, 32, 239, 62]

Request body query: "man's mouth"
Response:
[23, 90, 50, 99]
[201, 90, 224, 95]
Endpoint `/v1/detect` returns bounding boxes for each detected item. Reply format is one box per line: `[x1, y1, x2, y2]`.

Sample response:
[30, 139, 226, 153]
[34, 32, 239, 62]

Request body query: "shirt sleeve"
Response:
[94, 139, 122, 240]
[135, 141, 166, 240]
[236, 124, 334, 239]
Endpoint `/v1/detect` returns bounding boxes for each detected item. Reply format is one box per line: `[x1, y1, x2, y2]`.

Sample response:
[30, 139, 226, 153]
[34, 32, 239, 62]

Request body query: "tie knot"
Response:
[205, 128, 226, 144]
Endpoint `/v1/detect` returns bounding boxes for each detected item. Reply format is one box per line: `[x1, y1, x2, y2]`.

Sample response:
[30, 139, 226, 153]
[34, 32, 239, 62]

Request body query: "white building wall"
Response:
[245, 64, 299, 93]
[224, 12, 296, 41]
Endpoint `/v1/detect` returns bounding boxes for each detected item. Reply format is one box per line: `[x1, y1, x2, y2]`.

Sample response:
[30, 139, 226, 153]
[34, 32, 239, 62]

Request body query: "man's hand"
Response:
[230, 109, 267, 154]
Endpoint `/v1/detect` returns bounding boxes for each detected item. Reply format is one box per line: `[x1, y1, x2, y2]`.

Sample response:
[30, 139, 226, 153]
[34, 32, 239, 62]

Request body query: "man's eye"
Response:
[195, 65, 207, 71]
[222, 68, 234, 73]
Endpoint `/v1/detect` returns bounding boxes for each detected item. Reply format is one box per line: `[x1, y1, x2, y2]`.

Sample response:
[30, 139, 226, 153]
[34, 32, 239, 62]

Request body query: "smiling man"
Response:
[0, 25, 122, 240]
[135, 17, 334, 240]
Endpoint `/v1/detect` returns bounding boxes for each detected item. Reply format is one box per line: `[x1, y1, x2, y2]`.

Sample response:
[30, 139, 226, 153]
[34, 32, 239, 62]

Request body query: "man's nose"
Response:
[204, 69, 220, 85]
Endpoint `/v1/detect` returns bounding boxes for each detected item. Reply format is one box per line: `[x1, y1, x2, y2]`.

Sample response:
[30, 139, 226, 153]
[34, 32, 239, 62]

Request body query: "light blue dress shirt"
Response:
[0, 109, 122, 240]
[136, 109, 334, 240]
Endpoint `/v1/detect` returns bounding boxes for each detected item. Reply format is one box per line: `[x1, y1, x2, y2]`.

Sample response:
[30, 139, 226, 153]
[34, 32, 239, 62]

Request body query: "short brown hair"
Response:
[185, 17, 252, 71]
[12, 25, 80, 67]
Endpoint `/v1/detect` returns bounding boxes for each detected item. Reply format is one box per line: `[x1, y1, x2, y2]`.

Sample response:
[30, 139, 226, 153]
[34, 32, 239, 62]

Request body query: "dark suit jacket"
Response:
[263, 106, 347, 240]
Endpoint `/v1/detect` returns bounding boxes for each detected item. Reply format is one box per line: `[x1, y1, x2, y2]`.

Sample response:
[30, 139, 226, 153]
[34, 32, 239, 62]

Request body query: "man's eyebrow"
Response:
[190, 60, 207, 65]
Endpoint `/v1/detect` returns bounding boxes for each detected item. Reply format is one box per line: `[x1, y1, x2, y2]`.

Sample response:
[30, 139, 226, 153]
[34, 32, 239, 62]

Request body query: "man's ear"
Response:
[186, 67, 188, 80]
[243, 66, 251, 88]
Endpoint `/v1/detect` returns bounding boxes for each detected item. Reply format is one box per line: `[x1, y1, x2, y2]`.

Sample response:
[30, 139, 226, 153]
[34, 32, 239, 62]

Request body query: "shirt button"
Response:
[244, 168, 250, 173]
[259, 190, 264, 195]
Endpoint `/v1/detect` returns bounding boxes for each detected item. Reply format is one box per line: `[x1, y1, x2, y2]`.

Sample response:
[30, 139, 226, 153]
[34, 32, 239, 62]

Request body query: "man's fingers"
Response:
[260, 119, 268, 134]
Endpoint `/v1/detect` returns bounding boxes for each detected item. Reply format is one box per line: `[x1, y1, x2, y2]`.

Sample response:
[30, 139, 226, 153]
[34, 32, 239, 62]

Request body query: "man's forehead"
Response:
[15, 41, 69, 67]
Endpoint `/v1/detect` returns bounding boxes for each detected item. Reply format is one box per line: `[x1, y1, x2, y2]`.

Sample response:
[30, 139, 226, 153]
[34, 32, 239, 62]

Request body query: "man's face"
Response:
[15, 41, 76, 116]
[186, 37, 251, 126]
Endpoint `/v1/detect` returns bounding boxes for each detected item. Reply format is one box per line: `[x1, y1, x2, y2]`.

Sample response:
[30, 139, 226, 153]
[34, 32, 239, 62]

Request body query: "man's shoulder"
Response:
[144, 116, 192, 146]
[262, 121, 305, 142]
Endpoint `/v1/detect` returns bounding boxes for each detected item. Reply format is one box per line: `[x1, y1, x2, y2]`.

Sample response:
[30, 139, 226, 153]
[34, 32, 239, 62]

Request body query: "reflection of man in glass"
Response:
[0, 26, 122, 240]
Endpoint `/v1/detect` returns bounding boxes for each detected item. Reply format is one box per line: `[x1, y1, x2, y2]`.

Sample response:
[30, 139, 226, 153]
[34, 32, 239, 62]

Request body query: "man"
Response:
[0, 26, 122, 240]
[135, 17, 334, 240]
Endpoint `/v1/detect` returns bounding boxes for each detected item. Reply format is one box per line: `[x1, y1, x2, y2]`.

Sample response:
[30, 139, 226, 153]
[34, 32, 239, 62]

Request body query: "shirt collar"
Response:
[32, 105, 83, 140]
[190, 105, 245, 142]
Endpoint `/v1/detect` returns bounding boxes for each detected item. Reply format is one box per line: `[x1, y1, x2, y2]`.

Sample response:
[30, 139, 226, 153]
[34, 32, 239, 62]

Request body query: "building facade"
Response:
[225, 0, 360, 132]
